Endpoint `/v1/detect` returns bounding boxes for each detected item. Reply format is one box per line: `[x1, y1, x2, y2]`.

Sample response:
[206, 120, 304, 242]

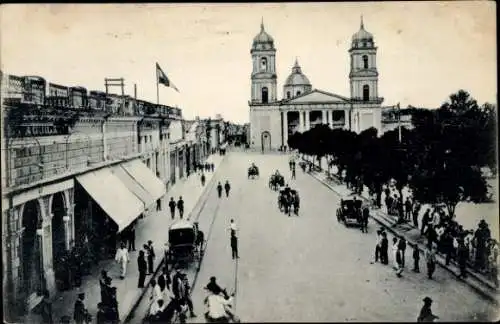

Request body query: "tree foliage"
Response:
[289, 90, 495, 215]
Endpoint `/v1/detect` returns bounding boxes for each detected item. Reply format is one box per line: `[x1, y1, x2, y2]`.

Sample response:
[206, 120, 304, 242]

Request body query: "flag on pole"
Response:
[156, 62, 179, 92]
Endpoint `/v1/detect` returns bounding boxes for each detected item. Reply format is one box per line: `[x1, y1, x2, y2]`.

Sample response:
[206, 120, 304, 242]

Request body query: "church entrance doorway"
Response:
[261, 131, 271, 152]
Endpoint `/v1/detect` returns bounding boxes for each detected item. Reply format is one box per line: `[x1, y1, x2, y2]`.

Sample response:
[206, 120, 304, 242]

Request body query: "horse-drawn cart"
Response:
[166, 220, 205, 268]
[269, 174, 284, 190]
[248, 165, 259, 179]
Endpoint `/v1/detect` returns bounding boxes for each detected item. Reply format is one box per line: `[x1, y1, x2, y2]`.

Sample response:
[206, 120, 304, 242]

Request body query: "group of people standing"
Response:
[95, 271, 119, 323]
[148, 266, 197, 323]
[374, 228, 437, 280]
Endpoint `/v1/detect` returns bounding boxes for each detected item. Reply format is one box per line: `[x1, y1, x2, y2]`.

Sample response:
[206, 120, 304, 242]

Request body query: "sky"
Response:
[1, 2, 496, 124]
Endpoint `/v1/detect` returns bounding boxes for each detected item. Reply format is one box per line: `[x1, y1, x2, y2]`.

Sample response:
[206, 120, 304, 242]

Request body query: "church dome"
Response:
[284, 59, 311, 86]
[351, 16, 374, 47]
[252, 20, 274, 47]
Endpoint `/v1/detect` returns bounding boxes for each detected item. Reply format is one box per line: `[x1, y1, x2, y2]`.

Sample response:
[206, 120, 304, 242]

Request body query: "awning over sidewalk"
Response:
[76, 168, 144, 232]
[112, 166, 156, 208]
[121, 159, 166, 201]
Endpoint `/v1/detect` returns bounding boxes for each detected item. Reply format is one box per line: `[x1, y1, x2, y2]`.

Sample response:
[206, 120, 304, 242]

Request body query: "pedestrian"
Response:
[425, 225, 437, 249]
[229, 219, 237, 237]
[380, 231, 389, 265]
[107, 287, 119, 323]
[412, 243, 420, 273]
[211, 163, 214, 172]
[40, 290, 53, 324]
[403, 197, 411, 220]
[231, 233, 239, 259]
[417, 297, 439, 322]
[413, 203, 421, 228]
[163, 243, 170, 273]
[375, 229, 382, 262]
[181, 274, 197, 318]
[457, 238, 468, 279]
[172, 267, 184, 300]
[421, 209, 431, 235]
[73, 293, 90, 324]
[128, 222, 136, 251]
[398, 237, 407, 268]
[177, 196, 184, 219]
[201, 173, 206, 186]
[291, 168, 296, 180]
[158, 267, 172, 293]
[138, 250, 147, 288]
[361, 207, 369, 233]
[217, 182, 223, 198]
[96, 302, 107, 324]
[150, 279, 163, 304]
[99, 270, 111, 304]
[157, 198, 162, 211]
[147, 240, 156, 275]
[169, 197, 176, 219]
[425, 245, 437, 280]
[224, 180, 231, 197]
[114, 242, 130, 279]
[392, 238, 401, 275]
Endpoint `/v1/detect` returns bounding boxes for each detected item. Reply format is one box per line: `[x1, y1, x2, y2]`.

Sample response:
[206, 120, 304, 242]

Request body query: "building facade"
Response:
[249, 18, 385, 151]
[0, 73, 186, 321]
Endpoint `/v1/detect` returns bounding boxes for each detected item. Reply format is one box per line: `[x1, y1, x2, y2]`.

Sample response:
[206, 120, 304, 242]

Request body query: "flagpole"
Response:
[156, 65, 160, 105]
[397, 102, 402, 143]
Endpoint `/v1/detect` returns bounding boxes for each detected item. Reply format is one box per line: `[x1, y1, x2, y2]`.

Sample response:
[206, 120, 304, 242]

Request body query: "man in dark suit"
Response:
[177, 196, 184, 219]
[169, 197, 176, 219]
[380, 231, 389, 265]
[73, 293, 89, 324]
[231, 233, 239, 259]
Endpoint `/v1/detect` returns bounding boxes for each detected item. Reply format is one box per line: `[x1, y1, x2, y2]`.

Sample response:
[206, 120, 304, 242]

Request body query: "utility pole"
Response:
[397, 102, 402, 143]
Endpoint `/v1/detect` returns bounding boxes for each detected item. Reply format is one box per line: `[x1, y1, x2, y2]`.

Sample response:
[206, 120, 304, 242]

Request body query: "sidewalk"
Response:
[46, 154, 226, 324]
[307, 167, 499, 305]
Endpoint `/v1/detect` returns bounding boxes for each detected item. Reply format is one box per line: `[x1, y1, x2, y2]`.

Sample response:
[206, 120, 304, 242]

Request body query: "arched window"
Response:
[262, 87, 269, 103]
[296, 91, 301, 96]
[363, 85, 370, 101]
[287, 91, 291, 99]
[260, 57, 267, 71]
[362, 55, 369, 69]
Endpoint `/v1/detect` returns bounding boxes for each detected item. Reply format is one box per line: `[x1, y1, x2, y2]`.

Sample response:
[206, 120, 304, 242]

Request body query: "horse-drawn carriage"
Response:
[278, 189, 300, 216]
[165, 220, 205, 268]
[248, 165, 259, 179]
[269, 173, 285, 191]
[336, 194, 363, 226]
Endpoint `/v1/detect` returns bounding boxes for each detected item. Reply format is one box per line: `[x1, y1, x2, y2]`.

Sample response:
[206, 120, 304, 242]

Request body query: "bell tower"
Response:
[349, 16, 382, 103]
[250, 19, 277, 104]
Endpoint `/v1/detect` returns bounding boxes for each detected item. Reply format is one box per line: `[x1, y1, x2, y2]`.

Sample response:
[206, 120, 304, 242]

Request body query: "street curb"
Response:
[122, 154, 228, 323]
[308, 170, 499, 305]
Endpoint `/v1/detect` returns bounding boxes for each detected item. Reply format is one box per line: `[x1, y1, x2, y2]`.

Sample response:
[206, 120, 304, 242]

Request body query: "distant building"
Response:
[249, 18, 386, 152]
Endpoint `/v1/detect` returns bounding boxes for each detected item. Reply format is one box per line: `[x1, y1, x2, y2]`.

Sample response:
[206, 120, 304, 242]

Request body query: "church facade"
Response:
[248, 18, 384, 151]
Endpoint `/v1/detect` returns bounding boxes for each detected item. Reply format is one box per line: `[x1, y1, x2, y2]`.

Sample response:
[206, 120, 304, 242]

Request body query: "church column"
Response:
[298, 110, 304, 133]
[282, 111, 288, 147]
[305, 111, 310, 131]
[328, 110, 334, 128]
[322, 110, 327, 125]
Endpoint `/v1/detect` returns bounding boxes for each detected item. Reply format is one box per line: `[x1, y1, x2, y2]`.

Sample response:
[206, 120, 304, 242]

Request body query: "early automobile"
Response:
[336, 194, 363, 226]
[166, 220, 205, 268]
